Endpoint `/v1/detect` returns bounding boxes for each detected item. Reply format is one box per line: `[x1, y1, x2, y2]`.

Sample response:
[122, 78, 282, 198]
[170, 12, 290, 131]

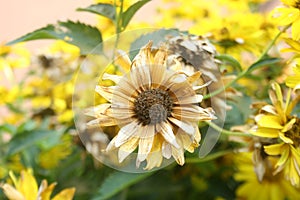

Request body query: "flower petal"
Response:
[118, 136, 139, 162]
[52, 188, 76, 200]
[157, 122, 180, 148]
[137, 125, 155, 162]
[264, 143, 283, 156]
[168, 117, 195, 135]
[115, 120, 140, 147]
[255, 114, 283, 129]
[292, 17, 300, 41]
[162, 142, 172, 159]
[250, 126, 280, 138]
[115, 50, 131, 72]
[1, 184, 25, 200]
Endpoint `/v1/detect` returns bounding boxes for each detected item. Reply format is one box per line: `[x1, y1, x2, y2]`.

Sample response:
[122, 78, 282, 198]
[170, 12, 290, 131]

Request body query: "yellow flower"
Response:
[250, 82, 300, 186]
[38, 135, 72, 169]
[286, 63, 300, 90]
[86, 42, 215, 169]
[0, 43, 30, 81]
[264, 143, 300, 186]
[0, 169, 75, 200]
[250, 83, 298, 144]
[272, 0, 300, 40]
[234, 152, 300, 200]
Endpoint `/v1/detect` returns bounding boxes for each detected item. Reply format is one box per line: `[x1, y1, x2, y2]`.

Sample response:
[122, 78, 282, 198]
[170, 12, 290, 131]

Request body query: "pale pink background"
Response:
[0, 0, 158, 42]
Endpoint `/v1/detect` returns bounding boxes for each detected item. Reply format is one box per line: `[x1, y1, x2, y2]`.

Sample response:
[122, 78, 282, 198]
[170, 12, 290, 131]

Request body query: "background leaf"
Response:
[129, 28, 181, 59]
[247, 57, 281, 74]
[121, 0, 151, 30]
[7, 21, 103, 55]
[215, 54, 242, 72]
[77, 3, 116, 22]
[6, 129, 62, 157]
[92, 171, 154, 200]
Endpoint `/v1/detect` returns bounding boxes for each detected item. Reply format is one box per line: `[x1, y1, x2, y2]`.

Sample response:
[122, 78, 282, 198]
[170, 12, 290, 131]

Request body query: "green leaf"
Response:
[92, 171, 154, 200]
[77, 3, 116, 22]
[129, 28, 181, 59]
[7, 21, 102, 55]
[0, 124, 17, 134]
[6, 129, 61, 157]
[215, 54, 242, 72]
[121, 0, 151, 29]
[247, 57, 281, 74]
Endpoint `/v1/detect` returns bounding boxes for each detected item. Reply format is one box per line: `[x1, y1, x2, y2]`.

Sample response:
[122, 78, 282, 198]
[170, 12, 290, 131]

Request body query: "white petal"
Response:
[171, 145, 185, 166]
[85, 104, 111, 118]
[95, 85, 114, 102]
[137, 125, 155, 162]
[168, 117, 194, 135]
[157, 122, 180, 148]
[162, 142, 172, 159]
[175, 94, 203, 104]
[102, 73, 122, 84]
[118, 136, 139, 162]
[115, 120, 140, 147]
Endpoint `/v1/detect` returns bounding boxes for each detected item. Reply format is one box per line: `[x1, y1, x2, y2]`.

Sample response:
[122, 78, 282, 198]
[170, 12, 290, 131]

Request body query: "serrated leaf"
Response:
[92, 171, 153, 200]
[247, 57, 281, 74]
[129, 28, 181, 59]
[215, 54, 242, 72]
[7, 21, 102, 55]
[6, 130, 61, 157]
[77, 3, 116, 22]
[121, 0, 151, 30]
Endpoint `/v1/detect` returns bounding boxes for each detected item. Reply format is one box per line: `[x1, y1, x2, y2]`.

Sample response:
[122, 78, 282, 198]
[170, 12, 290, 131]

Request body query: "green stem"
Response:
[185, 150, 233, 163]
[203, 69, 247, 99]
[204, 26, 289, 100]
[206, 121, 252, 137]
[259, 25, 289, 60]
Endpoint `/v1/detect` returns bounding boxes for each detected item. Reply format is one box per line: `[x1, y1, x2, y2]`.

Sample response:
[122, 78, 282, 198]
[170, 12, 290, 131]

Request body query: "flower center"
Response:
[295, 0, 300, 9]
[133, 88, 173, 125]
[285, 117, 300, 146]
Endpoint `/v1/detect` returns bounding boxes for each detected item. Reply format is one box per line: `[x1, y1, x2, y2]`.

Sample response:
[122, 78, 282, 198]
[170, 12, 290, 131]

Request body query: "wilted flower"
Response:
[86, 42, 215, 169]
[165, 34, 236, 119]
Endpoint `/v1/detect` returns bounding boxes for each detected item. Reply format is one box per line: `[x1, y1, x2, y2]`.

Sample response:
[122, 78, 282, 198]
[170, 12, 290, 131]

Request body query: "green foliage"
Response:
[92, 171, 154, 200]
[246, 56, 281, 74]
[7, 21, 103, 55]
[215, 54, 242, 72]
[77, 4, 117, 22]
[120, 0, 151, 30]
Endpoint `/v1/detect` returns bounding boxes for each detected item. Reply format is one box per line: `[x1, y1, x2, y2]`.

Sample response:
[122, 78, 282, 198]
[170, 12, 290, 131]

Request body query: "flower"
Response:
[250, 83, 298, 144]
[264, 143, 300, 186]
[86, 42, 215, 169]
[0, 169, 75, 200]
[250, 82, 300, 186]
[165, 34, 236, 119]
[272, 0, 300, 40]
[234, 152, 300, 200]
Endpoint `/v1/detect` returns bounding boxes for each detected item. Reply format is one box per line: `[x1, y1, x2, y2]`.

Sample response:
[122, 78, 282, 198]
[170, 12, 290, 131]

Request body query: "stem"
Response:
[259, 25, 289, 60]
[206, 121, 252, 137]
[204, 26, 289, 100]
[186, 150, 233, 163]
[203, 70, 247, 99]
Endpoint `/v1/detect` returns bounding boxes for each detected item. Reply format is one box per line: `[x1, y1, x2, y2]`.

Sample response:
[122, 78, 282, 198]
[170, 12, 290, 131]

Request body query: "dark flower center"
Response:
[295, 1, 300, 9]
[134, 88, 173, 125]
